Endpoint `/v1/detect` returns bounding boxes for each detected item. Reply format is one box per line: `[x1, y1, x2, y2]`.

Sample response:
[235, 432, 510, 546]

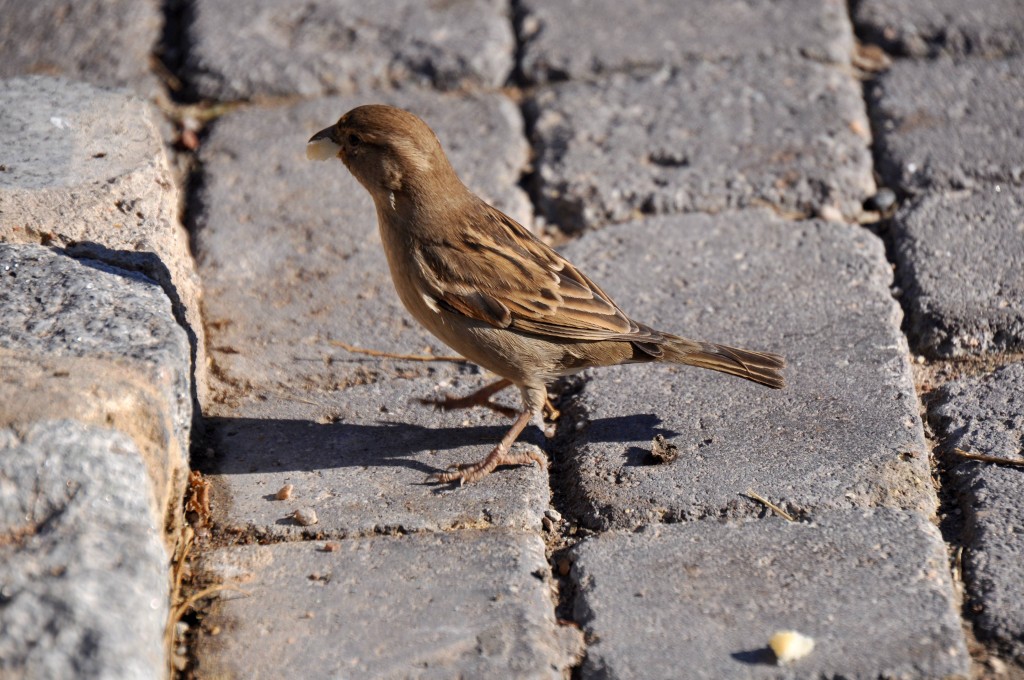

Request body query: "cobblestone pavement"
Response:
[1, 0, 1022, 678]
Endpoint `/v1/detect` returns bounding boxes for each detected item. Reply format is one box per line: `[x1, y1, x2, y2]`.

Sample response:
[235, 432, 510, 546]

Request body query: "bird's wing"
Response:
[413, 200, 662, 347]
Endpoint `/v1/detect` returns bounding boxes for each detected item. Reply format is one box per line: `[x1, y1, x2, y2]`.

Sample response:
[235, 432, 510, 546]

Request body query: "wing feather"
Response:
[414, 200, 656, 345]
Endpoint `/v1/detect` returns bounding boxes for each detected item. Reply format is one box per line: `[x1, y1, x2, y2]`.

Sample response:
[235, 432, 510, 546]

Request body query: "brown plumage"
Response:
[308, 104, 784, 484]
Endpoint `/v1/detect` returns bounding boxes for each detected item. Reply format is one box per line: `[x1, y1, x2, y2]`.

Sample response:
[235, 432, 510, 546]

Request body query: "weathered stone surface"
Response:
[854, 0, 1024, 58]
[891, 187, 1024, 357]
[519, 0, 853, 83]
[205, 375, 549, 538]
[184, 0, 514, 100]
[870, 57, 1024, 193]
[195, 531, 579, 678]
[570, 510, 969, 679]
[930, 363, 1024, 660]
[0, 421, 168, 679]
[194, 90, 530, 403]
[0, 0, 161, 96]
[0, 244, 191, 532]
[529, 59, 874, 231]
[0, 76, 205, 403]
[554, 211, 933, 530]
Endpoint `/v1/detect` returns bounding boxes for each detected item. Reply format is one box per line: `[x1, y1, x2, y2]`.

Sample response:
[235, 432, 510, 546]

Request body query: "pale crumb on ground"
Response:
[769, 630, 815, 663]
[275, 483, 294, 500]
[291, 508, 318, 526]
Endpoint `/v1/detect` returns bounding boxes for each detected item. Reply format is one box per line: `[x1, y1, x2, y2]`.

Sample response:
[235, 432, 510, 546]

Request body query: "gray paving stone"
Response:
[194, 531, 578, 678]
[0, 244, 191, 533]
[0, 76, 206, 403]
[554, 211, 934, 530]
[870, 57, 1024, 194]
[519, 0, 853, 84]
[0, 0, 161, 96]
[206, 375, 549, 538]
[194, 90, 530, 403]
[930, 362, 1024, 660]
[184, 0, 514, 101]
[891, 187, 1024, 357]
[529, 59, 874, 231]
[0, 421, 168, 679]
[569, 509, 969, 679]
[854, 0, 1024, 58]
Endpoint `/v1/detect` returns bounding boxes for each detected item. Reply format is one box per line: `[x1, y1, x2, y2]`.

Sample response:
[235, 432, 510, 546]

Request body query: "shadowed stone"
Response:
[184, 0, 514, 100]
[195, 532, 581, 677]
[870, 57, 1024, 193]
[553, 211, 933, 529]
[930, 362, 1024, 660]
[529, 58, 874, 230]
[519, 0, 853, 83]
[570, 510, 969, 679]
[890, 187, 1024, 357]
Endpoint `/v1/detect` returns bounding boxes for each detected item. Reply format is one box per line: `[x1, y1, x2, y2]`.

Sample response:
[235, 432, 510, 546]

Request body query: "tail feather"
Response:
[659, 335, 785, 389]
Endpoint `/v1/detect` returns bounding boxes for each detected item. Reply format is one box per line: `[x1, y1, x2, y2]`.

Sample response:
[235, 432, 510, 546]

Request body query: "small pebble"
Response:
[291, 508, 318, 526]
[275, 483, 294, 501]
[544, 509, 562, 523]
[864, 188, 897, 212]
[557, 557, 571, 577]
[322, 541, 340, 552]
[818, 204, 844, 223]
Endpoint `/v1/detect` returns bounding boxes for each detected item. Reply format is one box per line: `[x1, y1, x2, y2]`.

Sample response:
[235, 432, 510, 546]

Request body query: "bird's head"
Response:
[307, 105, 457, 204]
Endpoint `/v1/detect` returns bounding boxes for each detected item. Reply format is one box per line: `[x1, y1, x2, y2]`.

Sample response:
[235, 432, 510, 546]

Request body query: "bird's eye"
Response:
[347, 133, 361, 147]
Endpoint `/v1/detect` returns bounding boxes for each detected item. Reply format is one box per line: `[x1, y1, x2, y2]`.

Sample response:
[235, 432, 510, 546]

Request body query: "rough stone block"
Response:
[891, 187, 1024, 357]
[870, 57, 1024, 193]
[554, 211, 934, 530]
[529, 58, 874, 230]
[0, 421, 168, 679]
[570, 510, 969, 679]
[854, 0, 1024, 58]
[194, 90, 530, 403]
[195, 532, 579, 678]
[0, 0, 161, 96]
[184, 0, 514, 100]
[0, 76, 205, 403]
[519, 0, 853, 83]
[205, 375, 549, 538]
[930, 362, 1024, 660]
[0, 244, 191, 534]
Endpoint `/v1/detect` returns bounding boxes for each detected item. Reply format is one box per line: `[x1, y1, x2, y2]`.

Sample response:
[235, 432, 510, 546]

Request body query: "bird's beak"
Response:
[307, 126, 342, 161]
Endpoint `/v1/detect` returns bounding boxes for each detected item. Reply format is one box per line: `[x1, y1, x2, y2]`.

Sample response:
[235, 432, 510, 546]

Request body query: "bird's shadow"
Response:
[202, 412, 677, 478]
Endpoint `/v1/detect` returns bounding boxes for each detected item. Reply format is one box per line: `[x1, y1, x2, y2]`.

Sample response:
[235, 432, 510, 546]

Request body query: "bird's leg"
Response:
[432, 408, 545, 484]
[419, 378, 516, 418]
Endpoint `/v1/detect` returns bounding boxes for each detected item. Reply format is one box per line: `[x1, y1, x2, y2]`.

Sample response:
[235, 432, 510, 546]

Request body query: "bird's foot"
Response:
[431, 445, 546, 485]
[418, 378, 516, 418]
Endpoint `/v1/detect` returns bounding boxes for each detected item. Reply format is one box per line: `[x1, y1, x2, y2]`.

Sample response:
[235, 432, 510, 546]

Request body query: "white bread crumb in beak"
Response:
[306, 136, 340, 161]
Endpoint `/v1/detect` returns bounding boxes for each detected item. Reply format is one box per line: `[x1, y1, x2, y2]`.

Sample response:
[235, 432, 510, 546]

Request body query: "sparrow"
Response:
[307, 105, 784, 484]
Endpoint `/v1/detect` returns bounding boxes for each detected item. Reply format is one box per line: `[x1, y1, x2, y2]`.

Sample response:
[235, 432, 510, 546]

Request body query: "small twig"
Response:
[952, 448, 1024, 467]
[170, 584, 250, 623]
[744, 489, 795, 522]
[329, 339, 467, 363]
